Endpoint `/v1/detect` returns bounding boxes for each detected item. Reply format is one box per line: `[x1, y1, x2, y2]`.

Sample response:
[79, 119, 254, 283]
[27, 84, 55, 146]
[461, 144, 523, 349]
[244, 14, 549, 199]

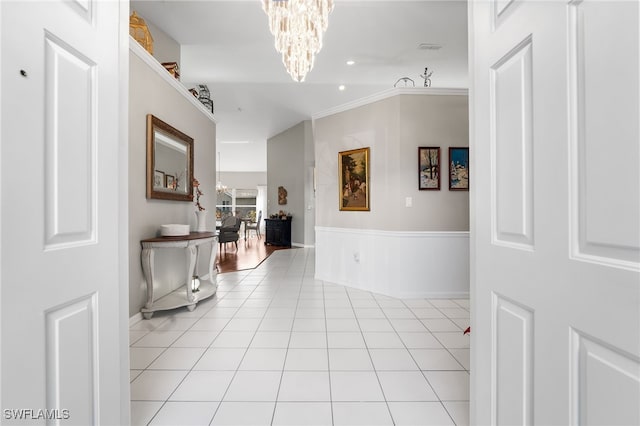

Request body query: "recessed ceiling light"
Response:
[418, 43, 442, 50]
[220, 141, 249, 144]
[338, 85, 346, 91]
[346, 60, 355, 65]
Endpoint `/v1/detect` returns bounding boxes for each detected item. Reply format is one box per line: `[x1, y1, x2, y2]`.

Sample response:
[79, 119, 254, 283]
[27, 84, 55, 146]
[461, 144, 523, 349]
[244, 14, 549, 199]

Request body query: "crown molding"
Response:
[312, 87, 468, 120]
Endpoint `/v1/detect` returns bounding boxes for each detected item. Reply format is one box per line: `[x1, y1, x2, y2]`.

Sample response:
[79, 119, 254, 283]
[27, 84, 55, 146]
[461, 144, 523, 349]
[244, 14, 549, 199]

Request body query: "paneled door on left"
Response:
[1, 1, 127, 425]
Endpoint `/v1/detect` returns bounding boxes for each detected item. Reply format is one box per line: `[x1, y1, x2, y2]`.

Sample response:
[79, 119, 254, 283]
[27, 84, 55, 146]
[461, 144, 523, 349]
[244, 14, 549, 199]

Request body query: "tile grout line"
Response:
[162, 274, 247, 425]
[148, 271, 263, 425]
[132, 301, 216, 424]
[205, 272, 265, 426]
[321, 277, 335, 426]
[270, 248, 306, 425]
[130, 298, 223, 425]
[213, 260, 302, 424]
[371, 294, 431, 426]
[393, 298, 461, 426]
[344, 290, 397, 426]
[422, 302, 470, 373]
[131, 256, 272, 424]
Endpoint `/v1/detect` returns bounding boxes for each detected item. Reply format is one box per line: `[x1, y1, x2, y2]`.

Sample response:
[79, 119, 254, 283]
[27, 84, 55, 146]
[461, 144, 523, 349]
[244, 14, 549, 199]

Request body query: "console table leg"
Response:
[185, 245, 197, 303]
[207, 241, 217, 286]
[141, 247, 155, 309]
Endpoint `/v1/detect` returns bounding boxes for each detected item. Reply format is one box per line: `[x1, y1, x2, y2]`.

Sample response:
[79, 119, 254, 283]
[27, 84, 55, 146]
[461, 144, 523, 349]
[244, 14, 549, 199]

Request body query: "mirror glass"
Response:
[146, 114, 194, 201]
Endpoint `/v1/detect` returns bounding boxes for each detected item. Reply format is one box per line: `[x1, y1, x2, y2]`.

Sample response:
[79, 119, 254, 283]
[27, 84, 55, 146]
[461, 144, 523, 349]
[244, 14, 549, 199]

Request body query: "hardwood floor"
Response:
[216, 236, 293, 273]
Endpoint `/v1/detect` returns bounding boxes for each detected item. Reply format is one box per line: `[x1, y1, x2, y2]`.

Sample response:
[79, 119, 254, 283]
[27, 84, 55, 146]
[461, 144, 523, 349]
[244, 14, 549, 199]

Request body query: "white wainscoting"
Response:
[315, 227, 470, 299]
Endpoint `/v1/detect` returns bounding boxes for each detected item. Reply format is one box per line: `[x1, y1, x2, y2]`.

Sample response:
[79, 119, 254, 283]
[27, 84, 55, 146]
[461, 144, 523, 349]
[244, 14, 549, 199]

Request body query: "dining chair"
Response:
[218, 215, 241, 252]
[244, 210, 262, 240]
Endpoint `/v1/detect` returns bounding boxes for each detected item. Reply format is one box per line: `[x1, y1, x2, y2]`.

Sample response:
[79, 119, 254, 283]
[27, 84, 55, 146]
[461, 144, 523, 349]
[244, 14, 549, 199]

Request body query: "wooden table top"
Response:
[141, 231, 216, 244]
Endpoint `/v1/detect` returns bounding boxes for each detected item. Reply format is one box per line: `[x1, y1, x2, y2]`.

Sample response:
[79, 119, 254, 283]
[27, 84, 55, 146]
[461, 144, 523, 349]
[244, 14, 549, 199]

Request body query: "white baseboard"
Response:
[129, 312, 143, 326]
[315, 227, 469, 299]
[292, 243, 315, 248]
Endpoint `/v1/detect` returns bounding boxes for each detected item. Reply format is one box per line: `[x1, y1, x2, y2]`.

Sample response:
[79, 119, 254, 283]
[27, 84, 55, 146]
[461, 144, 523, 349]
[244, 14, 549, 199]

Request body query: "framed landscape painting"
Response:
[419, 147, 440, 190]
[339, 147, 370, 211]
[449, 147, 469, 190]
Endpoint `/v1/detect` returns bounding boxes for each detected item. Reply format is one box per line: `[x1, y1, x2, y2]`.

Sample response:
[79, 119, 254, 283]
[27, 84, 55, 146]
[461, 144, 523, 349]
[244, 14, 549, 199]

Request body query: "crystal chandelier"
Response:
[262, 0, 334, 82]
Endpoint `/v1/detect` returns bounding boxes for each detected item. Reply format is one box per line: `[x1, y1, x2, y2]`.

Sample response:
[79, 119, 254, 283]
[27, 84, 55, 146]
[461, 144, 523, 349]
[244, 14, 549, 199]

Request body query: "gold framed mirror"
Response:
[146, 114, 194, 201]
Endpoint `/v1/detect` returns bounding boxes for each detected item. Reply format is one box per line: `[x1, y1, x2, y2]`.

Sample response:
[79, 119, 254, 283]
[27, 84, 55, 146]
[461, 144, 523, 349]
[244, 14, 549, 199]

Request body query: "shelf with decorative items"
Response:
[161, 62, 180, 80]
[129, 36, 215, 123]
[184, 84, 215, 114]
[129, 11, 154, 55]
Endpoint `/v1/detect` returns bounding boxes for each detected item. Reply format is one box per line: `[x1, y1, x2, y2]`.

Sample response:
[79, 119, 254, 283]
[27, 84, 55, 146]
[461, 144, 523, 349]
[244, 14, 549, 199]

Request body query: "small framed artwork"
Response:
[418, 147, 440, 190]
[165, 174, 176, 190]
[338, 147, 370, 211]
[449, 147, 469, 190]
[153, 170, 165, 188]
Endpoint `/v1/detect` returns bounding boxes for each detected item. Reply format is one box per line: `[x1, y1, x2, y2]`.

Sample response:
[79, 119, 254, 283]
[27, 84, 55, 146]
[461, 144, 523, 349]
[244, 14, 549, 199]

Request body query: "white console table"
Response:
[140, 232, 217, 319]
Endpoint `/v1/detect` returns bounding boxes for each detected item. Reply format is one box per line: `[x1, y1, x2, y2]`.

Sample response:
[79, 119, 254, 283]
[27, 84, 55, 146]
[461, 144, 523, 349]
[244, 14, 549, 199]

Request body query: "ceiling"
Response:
[131, 0, 469, 172]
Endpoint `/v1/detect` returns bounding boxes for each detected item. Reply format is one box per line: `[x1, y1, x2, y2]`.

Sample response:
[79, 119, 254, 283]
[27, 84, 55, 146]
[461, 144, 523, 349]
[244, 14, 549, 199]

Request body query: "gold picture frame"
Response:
[146, 114, 194, 201]
[338, 147, 370, 211]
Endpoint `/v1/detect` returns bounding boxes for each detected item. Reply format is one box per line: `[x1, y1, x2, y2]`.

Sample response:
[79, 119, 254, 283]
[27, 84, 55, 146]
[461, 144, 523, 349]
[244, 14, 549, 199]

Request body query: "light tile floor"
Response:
[130, 248, 470, 426]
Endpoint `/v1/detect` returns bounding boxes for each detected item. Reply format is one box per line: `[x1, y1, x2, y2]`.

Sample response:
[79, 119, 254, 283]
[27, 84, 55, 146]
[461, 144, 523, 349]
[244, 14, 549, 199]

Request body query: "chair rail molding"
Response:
[315, 227, 470, 299]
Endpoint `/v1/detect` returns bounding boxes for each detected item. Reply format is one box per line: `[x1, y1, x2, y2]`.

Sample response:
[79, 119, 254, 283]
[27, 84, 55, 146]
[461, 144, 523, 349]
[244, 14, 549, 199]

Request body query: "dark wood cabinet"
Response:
[264, 218, 292, 247]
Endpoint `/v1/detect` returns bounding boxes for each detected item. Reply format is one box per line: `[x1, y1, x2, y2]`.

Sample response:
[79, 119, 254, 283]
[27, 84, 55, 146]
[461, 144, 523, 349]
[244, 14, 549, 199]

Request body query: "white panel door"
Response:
[470, 0, 639, 424]
[1, 1, 126, 425]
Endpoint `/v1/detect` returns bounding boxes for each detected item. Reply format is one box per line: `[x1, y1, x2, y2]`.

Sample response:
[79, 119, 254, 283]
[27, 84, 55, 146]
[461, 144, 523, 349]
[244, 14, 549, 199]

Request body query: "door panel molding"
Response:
[568, 0, 640, 271]
[46, 293, 99, 425]
[570, 328, 640, 425]
[44, 31, 97, 251]
[490, 35, 535, 251]
[492, 0, 519, 30]
[491, 293, 534, 426]
[67, 0, 93, 24]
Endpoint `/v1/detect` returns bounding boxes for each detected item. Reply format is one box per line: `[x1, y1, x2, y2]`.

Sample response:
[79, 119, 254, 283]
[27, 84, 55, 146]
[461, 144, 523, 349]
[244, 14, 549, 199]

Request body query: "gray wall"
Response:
[314, 93, 469, 232]
[129, 50, 216, 317]
[303, 121, 316, 245]
[266, 121, 314, 246]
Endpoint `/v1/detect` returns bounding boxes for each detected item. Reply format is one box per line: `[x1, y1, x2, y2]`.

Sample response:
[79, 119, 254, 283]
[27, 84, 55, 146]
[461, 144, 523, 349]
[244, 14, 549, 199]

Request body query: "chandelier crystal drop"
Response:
[262, 0, 334, 82]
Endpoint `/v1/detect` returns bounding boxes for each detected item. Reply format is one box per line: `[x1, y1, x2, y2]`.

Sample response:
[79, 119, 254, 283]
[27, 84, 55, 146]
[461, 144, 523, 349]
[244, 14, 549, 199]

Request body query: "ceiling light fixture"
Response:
[338, 85, 345, 91]
[346, 60, 355, 65]
[262, 0, 334, 82]
[216, 152, 227, 195]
